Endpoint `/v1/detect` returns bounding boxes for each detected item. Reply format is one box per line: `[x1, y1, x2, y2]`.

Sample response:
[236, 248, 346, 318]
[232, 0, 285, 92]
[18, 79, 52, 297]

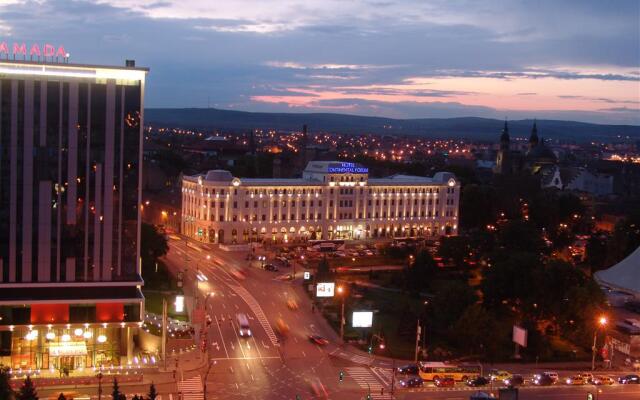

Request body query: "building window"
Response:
[220, 202, 225, 208]
[233, 215, 238, 221]
[310, 200, 314, 207]
[254, 201, 258, 207]
[219, 215, 224, 221]
[282, 214, 286, 220]
[330, 200, 334, 207]
[273, 214, 278, 221]
[329, 213, 333, 219]
[291, 213, 295, 220]
[233, 201, 238, 208]
[319, 200, 322, 207]
[302, 200, 306, 207]
[262, 214, 266, 221]
[317, 213, 321, 219]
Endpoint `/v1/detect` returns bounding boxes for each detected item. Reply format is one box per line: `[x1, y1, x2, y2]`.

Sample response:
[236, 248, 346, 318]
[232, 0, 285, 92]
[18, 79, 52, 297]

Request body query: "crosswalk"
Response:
[346, 367, 393, 399]
[228, 284, 279, 346]
[177, 375, 204, 400]
[371, 367, 393, 386]
[329, 348, 373, 366]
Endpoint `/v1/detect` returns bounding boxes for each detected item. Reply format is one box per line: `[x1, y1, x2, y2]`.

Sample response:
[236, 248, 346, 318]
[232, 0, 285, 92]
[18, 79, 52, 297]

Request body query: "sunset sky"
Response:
[1, 0, 638, 124]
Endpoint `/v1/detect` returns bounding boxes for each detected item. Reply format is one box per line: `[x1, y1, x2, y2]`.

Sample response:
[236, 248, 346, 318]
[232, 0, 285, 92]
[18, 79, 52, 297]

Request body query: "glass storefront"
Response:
[8, 326, 123, 372]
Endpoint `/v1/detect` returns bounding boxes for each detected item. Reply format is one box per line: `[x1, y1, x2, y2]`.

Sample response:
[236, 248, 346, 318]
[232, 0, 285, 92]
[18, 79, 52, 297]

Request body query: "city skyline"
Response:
[0, 0, 638, 124]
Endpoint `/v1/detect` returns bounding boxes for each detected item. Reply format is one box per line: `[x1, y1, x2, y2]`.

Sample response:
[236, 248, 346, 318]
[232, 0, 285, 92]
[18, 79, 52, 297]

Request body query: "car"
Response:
[533, 374, 555, 386]
[490, 370, 512, 381]
[275, 318, 289, 335]
[434, 377, 455, 387]
[308, 334, 329, 346]
[593, 375, 614, 385]
[396, 364, 419, 375]
[398, 376, 424, 388]
[466, 376, 490, 387]
[286, 298, 299, 310]
[504, 374, 524, 386]
[236, 313, 251, 337]
[580, 373, 594, 383]
[619, 374, 640, 384]
[538, 371, 559, 383]
[263, 263, 278, 271]
[565, 375, 585, 385]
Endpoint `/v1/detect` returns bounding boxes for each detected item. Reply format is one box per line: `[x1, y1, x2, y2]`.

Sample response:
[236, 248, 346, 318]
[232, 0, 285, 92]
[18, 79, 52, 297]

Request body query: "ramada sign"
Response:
[0, 42, 67, 57]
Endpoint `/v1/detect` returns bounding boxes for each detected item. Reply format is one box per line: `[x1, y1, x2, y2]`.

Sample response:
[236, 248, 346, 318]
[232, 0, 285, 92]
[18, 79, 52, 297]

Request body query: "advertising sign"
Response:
[175, 295, 185, 313]
[512, 325, 528, 347]
[352, 311, 373, 328]
[316, 282, 335, 297]
[304, 271, 310, 280]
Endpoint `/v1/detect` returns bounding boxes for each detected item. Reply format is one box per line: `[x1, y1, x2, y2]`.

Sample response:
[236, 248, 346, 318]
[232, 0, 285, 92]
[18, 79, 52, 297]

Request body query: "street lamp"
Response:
[592, 316, 608, 371]
[337, 285, 345, 342]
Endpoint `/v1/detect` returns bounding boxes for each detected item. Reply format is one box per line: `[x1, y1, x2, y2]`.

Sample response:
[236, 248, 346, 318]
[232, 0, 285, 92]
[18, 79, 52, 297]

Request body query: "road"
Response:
[38, 234, 640, 400]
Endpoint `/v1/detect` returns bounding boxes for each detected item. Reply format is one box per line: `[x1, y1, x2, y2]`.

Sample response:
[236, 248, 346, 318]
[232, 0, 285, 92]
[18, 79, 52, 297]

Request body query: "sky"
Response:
[0, 0, 639, 124]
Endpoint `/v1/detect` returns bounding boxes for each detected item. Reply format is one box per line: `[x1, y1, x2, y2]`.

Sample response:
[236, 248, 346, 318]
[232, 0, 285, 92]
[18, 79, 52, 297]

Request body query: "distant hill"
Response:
[145, 108, 640, 142]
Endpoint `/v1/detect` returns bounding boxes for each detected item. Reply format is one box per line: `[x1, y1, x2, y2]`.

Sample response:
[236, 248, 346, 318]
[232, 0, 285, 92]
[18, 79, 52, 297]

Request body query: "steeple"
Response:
[500, 119, 510, 150]
[529, 119, 539, 149]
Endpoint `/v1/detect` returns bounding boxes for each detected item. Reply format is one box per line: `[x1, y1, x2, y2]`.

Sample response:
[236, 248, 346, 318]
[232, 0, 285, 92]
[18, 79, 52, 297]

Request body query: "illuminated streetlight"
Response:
[592, 315, 608, 370]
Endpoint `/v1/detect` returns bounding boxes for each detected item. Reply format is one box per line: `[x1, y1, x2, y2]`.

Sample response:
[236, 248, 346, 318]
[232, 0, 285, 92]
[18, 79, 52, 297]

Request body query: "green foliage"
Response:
[0, 366, 14, 400]
[607, 210, 640, 265]
[585, 232, 609, 271]
[482, 251, 541, 312]
[315, 256, 333, 281]
[111, 378, 120, 400]
[404, 249, 438, 293]
[438, 236, 471, 268]
[428, 280, 478, 331]
[141, 223, 170, 288]
[498, 220, 545, 253]
[17, 376, 37, 400]
[451, 304, 501, 359]
[459, 184, 498, 230]
[148, 383, 158, 400]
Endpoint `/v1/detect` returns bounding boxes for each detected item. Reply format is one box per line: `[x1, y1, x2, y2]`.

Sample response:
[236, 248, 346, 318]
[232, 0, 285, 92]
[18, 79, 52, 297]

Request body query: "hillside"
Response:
[145, 108, 640, 142]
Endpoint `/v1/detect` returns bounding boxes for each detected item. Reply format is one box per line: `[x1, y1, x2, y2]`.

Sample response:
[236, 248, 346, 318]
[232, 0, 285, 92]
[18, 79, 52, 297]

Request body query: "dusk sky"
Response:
[1, 0, 639, 124]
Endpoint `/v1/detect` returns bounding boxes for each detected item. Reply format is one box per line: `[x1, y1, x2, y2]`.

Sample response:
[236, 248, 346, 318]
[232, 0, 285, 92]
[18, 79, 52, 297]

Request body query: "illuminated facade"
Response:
[0, 60, 148, 372]
[182, 161, 460, 243]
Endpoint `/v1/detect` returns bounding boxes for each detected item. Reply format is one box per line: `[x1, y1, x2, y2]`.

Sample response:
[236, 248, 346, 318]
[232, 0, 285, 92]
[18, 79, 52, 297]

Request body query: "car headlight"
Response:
[247, 330, 251, 335]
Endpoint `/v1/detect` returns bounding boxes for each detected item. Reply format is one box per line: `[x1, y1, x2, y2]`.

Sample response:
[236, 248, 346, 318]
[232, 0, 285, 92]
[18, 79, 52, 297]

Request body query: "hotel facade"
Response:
[182, 161, 460, 244]
[0, 59, 147, 372]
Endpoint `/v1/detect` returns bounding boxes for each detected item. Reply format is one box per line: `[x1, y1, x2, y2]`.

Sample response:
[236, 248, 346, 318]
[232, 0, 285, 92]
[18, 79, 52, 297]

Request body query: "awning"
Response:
[49, 342, 88, 356]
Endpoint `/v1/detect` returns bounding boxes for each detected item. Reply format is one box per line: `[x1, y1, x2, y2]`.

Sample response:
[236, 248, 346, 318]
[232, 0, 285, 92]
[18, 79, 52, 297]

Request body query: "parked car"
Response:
[398, 376, 424, 388]
[504, 374, 524, 386]
[396, 364, 419, 375]
[565, 375, 585, 385]
[542, 371, 559, 383]
[533, 374, 555, 386]
[466, 376, 490, 387]
[619, 374, 640, 384]
[580, 373, 594, 383]
[593, 375, 615, 385]
[434, 377, 455, 387]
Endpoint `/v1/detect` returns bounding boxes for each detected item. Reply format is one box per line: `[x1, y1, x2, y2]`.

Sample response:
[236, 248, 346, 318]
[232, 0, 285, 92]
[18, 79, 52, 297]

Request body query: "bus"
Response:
[418, 362, 481, 382]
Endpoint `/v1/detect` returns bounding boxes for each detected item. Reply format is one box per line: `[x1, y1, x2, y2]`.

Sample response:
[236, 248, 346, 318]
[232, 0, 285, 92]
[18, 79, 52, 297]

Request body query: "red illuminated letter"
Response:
[56, 45, 66, 57]
[12, 43, 26, 56]
[29, 44, 41, 56]
[44, 44, 55, 57]
[0, 42, 8, 55]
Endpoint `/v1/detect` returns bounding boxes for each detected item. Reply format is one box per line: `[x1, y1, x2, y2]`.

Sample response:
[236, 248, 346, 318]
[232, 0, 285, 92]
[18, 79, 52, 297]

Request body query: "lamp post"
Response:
[96, 372, 103, 400]
[592, 316, 607, 371]
[337, 285, 345, 342]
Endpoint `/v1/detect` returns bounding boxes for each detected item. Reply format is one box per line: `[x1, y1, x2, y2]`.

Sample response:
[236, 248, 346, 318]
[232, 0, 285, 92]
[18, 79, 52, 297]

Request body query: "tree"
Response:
[141, 223, 169, 262]
[585, 232, 609, 271]
[428, 280, 478, 330]
[17, 376, 37, 400]
[452, 304, 501, 359]
[147, 383, 158, 400]
[111, 378, 121, 400]
[498, 220, 545, 253]
[0, 366, 14, 400]
[438, 236, 470, 268]
[405, 249, 438, 293]
[57, 394, 67, 400]
[607, 210, 640, 265]
[315, 256, 333, 281]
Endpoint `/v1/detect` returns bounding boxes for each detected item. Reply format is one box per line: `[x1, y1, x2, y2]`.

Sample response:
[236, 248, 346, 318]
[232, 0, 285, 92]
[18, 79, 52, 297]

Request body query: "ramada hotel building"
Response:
[182, 161, 460, 244]
[0, 58, 148, 372]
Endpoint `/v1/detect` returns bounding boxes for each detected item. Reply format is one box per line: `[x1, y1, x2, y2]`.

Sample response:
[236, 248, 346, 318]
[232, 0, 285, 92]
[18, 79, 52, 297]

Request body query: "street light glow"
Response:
[598, 316, 607, 326]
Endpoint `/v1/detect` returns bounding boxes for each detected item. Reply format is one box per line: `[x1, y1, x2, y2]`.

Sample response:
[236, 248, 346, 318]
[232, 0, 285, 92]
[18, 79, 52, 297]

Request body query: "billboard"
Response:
[352, 311, 373, 328]
[304, 271, 311, 280]
[316, 282, 335, 297]
[175, 295, 185, 313]
[512, 325, 527, 347]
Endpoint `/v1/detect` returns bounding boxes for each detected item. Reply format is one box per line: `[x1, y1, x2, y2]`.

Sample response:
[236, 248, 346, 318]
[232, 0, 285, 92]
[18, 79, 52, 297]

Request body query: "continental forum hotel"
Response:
[182, 161, 460, 244]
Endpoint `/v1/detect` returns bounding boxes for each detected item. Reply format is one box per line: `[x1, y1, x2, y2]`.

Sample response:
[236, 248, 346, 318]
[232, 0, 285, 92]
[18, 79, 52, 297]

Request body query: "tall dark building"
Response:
[494, 120, 512, 174]
[0, 59, 148, 371]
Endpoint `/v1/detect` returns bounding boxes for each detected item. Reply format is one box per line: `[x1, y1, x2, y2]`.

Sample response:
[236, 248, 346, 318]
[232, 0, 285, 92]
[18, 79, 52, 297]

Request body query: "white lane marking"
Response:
[214, 313, 230, 358]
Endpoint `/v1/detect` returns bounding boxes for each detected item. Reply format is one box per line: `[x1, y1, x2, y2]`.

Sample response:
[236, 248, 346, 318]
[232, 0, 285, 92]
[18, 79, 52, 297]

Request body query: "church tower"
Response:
[529, 120, 539, 150]
[495, 120, 512, 174]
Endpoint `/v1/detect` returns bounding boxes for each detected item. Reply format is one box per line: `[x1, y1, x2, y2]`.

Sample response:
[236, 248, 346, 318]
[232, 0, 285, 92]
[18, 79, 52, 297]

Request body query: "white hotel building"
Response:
[182, 161, 460, 244]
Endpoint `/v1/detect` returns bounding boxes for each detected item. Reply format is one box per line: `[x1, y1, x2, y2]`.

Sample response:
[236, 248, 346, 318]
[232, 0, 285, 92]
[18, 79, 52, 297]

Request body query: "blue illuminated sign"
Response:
[328, 162, 369, 174]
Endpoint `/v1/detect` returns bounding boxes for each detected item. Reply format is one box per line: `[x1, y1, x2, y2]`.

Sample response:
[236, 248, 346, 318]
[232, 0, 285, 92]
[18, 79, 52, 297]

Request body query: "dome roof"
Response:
[204, 170, 233, 182]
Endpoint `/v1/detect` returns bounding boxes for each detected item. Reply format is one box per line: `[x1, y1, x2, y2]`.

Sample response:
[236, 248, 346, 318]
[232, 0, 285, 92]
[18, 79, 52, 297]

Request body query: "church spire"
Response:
[500, 119, 510, 149]
[529, 119, 539, 149]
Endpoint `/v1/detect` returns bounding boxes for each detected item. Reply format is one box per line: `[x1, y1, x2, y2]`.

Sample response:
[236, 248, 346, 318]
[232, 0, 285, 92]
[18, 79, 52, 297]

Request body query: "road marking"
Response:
[214, 314, 230, 358]
[261, 340, 270, 349]
[210, 356, 281, 361]
[227, 284, 280, 346]
[345, 367, 392, 399]
[177, 375, 204, 400]
[302, 350, 306, 357]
